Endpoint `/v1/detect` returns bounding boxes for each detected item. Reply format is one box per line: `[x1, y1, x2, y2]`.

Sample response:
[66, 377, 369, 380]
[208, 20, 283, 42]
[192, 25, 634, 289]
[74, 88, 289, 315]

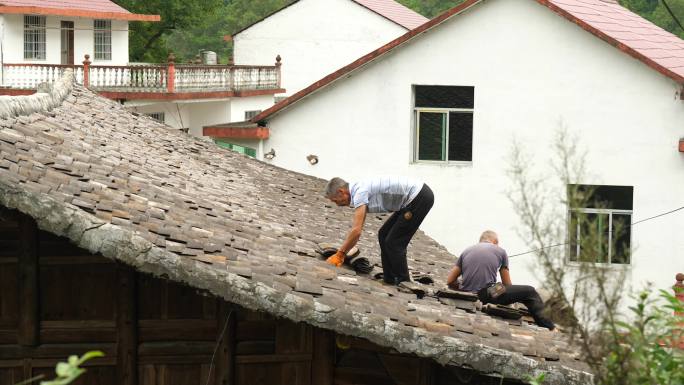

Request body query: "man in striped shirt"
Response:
[324, 176, 434, 285]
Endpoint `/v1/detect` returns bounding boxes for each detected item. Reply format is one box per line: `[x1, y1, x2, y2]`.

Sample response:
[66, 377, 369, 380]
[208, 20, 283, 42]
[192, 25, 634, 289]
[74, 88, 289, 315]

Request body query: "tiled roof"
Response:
[0, 0, 160, 21]
[352, 0, 428, 30]
[0, 0, 129, 13]
[251, 0, 684, 123]
[0, 72, 592, 385]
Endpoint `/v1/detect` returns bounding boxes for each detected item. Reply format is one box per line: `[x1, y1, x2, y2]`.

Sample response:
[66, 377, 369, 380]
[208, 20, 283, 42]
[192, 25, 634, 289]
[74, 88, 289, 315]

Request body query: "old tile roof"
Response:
[232, 0, 426, 37]
[352, 0, 428, 30]
[0, 72, 592, 385]
[250, 0, 684, 124]
[0, 0, 160, 21]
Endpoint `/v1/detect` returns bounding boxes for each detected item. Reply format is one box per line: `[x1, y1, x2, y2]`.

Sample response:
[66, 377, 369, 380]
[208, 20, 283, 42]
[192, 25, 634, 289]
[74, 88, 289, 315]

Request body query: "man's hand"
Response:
[326, 250, 346, 267]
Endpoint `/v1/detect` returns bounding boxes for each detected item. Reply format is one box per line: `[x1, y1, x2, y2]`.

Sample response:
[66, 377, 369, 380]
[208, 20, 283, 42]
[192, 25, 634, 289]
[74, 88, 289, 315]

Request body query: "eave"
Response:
[203, 124, 269, 140]
[0, 6, 160, 21]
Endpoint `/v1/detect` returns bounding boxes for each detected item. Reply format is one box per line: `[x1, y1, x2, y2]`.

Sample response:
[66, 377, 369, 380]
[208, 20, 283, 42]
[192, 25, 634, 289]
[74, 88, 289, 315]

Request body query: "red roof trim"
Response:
[203, 126, 270, 140]
[679, 138, 684, 153]
[251, 0, 482, 123]
[253, 0, 684, 123]
[0, 6, 160, 21]
[351, 0, 428, 30]
[536, 0, 684, 84]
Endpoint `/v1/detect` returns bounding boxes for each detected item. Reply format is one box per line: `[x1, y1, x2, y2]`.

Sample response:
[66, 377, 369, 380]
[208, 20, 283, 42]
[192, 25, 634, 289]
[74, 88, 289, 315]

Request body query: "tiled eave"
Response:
[203, 124, 269, 140]
[0, 5, 160, 21]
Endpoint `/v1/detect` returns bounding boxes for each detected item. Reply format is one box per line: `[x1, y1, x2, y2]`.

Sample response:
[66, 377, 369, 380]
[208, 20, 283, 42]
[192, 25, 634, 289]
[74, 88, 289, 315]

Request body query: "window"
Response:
[214, 140, 257, 158]
[244, 110, 262, 120]
[145, 112, 165, 123]
[24, 16, 46, 60]
[94, 20, 112, 60]
[567, 185, 633, 264]
[413, 85, 474, 162]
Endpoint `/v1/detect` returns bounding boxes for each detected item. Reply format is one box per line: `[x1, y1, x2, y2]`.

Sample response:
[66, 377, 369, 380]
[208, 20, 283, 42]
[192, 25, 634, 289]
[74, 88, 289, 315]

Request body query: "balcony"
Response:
[0, 54, 284, 100]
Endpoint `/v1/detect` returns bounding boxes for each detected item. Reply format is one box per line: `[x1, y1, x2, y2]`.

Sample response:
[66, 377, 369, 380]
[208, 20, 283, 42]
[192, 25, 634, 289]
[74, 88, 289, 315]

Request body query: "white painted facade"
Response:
[0, 14, 128, 66]
[256, 0, 684, 296]
[233, 0, 408, 97]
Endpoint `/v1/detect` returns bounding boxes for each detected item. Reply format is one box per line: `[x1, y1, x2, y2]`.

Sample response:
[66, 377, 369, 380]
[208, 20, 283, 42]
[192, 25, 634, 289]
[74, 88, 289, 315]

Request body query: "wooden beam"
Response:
[18, 215, 39, 346]
[215, 302, 236, 385]
[116, 264, 138, 385]
[311, 329, 334, 385]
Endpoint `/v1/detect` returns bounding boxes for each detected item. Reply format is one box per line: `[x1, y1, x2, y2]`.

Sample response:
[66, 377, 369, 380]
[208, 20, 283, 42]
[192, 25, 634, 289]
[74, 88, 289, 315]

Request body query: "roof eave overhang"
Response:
[0, 6, 161, 21]
[203, 125, 269, 140]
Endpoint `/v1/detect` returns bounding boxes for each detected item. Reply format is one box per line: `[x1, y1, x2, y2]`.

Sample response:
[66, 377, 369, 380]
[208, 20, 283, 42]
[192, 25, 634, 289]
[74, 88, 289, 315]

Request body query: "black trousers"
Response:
[378, 184, 434, 284]
[478, 284, 555, 330]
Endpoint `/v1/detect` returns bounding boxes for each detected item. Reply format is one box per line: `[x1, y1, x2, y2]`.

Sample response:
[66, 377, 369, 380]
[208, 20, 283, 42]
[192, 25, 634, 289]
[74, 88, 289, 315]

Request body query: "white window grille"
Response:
[567, 185, 633, 265]
[94, 20, 112, 61]
[24, 15, 46, 60]
[244, 110, 262, 120]
[145, 112, 165, 123]
[413, 85, 474, 163]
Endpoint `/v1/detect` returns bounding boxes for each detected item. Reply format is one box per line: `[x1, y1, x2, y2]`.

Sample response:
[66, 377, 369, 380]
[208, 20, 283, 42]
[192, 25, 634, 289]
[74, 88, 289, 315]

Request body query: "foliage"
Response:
[396, 0, 465, 18]
[527, 372, 546, 385]
[507, 129, 684, 384]
[40, 351, 105, 385]
[166, 0, 295, 64]
[113, 0, 223, 62]
[602, 289, 684, 385]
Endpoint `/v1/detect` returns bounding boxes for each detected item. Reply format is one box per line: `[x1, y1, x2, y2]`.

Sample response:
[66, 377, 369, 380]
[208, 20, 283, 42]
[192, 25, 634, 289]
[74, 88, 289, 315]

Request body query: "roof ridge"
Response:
[0, 70, 73, 120]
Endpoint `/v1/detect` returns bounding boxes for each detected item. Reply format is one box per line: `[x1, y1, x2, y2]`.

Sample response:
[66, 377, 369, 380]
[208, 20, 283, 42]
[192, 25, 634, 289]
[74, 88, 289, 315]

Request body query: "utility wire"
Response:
[205, 309, 232, 385]
[508, 205, 684, 258]
[662, 0, 684, 32]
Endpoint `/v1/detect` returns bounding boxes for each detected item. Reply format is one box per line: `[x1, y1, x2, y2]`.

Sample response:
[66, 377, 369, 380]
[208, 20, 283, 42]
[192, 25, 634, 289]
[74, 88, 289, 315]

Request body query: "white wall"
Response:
[261, 0, 684, 296]
[233, 0, 407, 97]
[230, 94, 275, 122]
[0, 14, 128, 65]
[127, 99, 235, 138]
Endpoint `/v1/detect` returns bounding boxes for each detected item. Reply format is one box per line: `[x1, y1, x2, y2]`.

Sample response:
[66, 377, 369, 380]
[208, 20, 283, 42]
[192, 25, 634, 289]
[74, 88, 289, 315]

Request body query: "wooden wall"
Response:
[0, 207, 520, 385]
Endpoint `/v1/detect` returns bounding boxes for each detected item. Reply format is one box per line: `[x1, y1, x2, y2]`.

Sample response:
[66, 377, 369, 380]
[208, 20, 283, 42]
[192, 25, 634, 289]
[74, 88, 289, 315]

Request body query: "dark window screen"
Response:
[568, 185, 633, 210]
[415, 85, 474, 109]
[448, 112, 473, 161]
[418, 112, 445, 161]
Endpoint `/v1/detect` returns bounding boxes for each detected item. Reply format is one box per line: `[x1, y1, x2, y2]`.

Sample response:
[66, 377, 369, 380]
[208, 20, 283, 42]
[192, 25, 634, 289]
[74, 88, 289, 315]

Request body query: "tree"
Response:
[620, 0, 684, 39]
[507, 128, 684, 384]
[113, 0, 223, 62]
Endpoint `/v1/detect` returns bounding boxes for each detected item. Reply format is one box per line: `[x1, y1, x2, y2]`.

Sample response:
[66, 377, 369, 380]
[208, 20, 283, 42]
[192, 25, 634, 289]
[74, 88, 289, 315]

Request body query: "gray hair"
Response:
[479, 230, 498, 243]
[324, 177, 348, 198]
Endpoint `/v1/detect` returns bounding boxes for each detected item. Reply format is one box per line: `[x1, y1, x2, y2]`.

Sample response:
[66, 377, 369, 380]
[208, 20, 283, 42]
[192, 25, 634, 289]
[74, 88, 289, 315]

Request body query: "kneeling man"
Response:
[447, 230, 555, 330]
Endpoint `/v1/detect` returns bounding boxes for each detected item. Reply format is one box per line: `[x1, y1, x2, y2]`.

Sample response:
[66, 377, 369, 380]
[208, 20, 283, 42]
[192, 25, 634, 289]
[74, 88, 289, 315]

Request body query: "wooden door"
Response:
[60, 21, 74, 65]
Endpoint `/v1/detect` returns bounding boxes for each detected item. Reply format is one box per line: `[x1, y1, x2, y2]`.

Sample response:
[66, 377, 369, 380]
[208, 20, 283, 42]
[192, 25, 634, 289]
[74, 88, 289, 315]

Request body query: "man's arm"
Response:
[500, 267, 512, 286]
[339, 205, 367, 254]
[446, 266, 462, 289]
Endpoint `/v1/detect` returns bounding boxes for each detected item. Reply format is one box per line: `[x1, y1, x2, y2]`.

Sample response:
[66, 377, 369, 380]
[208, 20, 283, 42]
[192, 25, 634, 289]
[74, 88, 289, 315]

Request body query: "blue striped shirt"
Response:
[349, 176, 423, 213]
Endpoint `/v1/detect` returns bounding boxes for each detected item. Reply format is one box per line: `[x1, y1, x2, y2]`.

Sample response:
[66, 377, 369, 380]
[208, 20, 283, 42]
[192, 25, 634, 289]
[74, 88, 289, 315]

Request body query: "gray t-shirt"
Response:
[349, 176, 423, 213]
[456, 242, 509, 292]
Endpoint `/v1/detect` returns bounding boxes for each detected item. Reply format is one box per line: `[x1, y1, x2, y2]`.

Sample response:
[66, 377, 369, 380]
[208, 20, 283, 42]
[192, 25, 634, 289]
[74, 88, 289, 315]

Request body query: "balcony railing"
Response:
[0, 54, 282, 95]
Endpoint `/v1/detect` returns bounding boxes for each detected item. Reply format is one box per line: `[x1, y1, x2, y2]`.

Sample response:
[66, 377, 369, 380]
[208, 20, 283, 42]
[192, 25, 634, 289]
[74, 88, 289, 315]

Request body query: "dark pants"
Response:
[478, 285, 555, 330]
[378, 184, 434, 285]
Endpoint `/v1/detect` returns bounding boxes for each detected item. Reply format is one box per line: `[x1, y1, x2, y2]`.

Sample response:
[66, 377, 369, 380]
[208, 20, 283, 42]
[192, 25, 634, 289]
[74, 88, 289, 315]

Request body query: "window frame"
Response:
[24, 15, 46, 60]
[567, 207, 633, 266]
[94, 19, 112, 61]
[411, 85, 474, 165]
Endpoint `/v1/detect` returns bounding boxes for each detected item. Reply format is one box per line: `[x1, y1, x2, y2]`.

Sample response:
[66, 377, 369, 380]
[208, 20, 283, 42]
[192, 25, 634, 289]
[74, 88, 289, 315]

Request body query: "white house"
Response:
[0, 0, 284, 141]
[206, 0, 684, 297]
[232, 0, 427, 99]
